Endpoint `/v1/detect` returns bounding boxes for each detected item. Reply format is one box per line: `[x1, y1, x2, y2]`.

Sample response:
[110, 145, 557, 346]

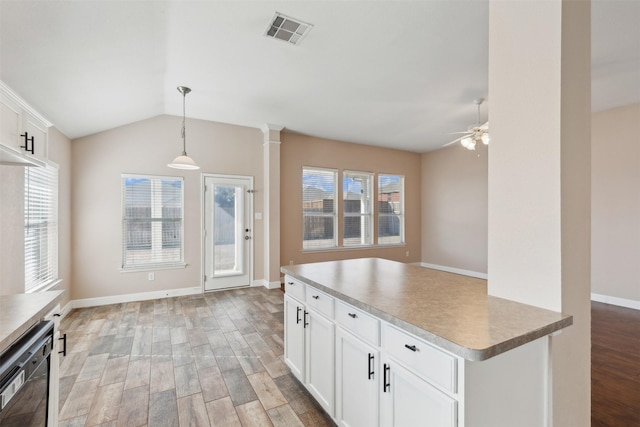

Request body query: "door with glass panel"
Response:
[204, 175, 253, 291]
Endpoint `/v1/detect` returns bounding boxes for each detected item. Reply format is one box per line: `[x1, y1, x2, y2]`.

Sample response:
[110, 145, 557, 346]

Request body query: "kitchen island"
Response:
[281, 258, 572, 427]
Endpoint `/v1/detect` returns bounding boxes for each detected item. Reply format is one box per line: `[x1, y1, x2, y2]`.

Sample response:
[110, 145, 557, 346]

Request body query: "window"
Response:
[24, 164, 58, 292]
[378, 174, 404, 245]
[122, 174, 184, 270]
[343, 171, 373, 246]
[302, 167, 337, 250]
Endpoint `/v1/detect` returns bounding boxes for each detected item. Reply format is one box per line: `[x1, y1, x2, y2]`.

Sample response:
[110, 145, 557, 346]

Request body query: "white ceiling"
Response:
[1, 1, 638, 153]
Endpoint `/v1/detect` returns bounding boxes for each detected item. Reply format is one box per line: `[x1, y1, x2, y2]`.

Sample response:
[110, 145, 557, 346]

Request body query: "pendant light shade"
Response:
[168, 86, 199, 170]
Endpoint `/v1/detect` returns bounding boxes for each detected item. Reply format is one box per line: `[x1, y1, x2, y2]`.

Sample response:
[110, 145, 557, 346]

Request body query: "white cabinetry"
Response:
[284, 294, 305, 380]
[381, 356, 457, 427]
[283, 276, 335, 416]
[335, 327, 379, 427]
[0, 81, 50, 166]
[305, 307, 334, 413]
[43, 304, 62, 427]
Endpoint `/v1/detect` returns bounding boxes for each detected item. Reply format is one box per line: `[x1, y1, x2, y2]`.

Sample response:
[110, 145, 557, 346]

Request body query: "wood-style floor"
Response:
[57, 290, 640, 426]
[57, 287, 334, 427]
[591, 301, 640, 426]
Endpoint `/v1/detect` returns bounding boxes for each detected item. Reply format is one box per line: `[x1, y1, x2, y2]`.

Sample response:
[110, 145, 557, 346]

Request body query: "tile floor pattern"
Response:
[57, 287, 335, 427]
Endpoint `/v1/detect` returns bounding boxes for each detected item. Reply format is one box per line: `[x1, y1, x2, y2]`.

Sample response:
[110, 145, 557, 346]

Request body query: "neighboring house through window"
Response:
[24, 163, 58, 292]
[378, 174, 404, 245]
[121, 174, 184, 270]
[302, 167, 337, 250]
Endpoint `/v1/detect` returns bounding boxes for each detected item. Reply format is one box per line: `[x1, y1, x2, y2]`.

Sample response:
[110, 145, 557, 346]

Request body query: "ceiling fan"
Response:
[443, 98, 490, 150]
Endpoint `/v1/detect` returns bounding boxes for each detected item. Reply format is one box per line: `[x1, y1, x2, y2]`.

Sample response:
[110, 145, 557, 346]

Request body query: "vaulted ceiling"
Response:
[1, 1, 638, 153]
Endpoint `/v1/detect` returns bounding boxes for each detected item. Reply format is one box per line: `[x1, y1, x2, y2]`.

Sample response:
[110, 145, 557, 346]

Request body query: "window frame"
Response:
[121, 173, 185, 272]
[377, 174, 405, 245]
[302, 166, 338, 251]
[24, 161, 59, 293]
[343, 170, 374, 247]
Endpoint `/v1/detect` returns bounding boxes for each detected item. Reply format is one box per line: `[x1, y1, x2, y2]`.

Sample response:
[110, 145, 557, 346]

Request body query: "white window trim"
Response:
[24, 160, 59, 292]
[343, 170, 374, 247]
[378, 173, 405, 245]
[302, 166, 338, 250]
[121, 173, 185, 271]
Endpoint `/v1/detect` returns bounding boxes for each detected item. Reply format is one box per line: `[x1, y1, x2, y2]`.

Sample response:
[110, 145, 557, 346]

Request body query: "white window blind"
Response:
[122, 175, 184, 270]
[343, 171, 373, 246]
[378, 174, 404, 245]
[24, 164, 58, 292]
[302, 167, 337, 250]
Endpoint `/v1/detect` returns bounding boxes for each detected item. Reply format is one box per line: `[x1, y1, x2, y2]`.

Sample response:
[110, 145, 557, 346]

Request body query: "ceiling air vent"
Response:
[265, 12, 313, 45]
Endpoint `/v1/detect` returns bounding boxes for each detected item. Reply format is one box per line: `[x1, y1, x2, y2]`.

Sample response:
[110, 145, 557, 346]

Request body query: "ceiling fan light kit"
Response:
[168, 86, 200, 170]
[444, 98, 490, 151]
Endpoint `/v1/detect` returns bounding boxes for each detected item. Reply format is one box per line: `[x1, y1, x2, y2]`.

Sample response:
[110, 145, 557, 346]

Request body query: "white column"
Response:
[488, 1, 591, 425]
[262, 124, 283, 289]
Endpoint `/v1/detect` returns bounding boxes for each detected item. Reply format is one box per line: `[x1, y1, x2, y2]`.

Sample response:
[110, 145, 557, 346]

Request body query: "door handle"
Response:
[383, 363, 391, 392]
[303, 310, 309, 328]
[244, 235, 251, 240]
[368, 353, 375, 380]
[296, 306, 301, 324]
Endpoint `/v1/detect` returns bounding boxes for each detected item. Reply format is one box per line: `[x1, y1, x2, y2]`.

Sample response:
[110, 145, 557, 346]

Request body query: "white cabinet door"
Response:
[1, 93, 22, 150]
[335, 327, 379, 427]
[23, 111, 48, 160]
[284, 294, 305, 381]
[305, 309, 335, 416]
[381, 356, 457, 427]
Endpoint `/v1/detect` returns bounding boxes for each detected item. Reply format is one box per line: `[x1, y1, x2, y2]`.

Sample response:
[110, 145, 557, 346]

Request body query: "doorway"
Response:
[203, 174, 253, 291]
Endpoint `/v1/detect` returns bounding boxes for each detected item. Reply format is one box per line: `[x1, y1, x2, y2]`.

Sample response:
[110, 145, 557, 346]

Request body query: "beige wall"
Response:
[421, 145, 488, 274]
[280, 132, 422, 268]
[71, 115, 264, 300]
[592, 102, 640, 303]
[0, 127, 72, 306]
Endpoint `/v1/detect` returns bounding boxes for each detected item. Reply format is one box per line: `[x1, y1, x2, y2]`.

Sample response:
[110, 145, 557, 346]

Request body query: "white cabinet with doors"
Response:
[335, 327, 379, 427]
[282, 260, 568, 427]
[0, 82, 50, 165]
[283, 276, 336, 416]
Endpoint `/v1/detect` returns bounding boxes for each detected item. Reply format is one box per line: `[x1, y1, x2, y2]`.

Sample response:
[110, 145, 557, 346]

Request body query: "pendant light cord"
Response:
[181, 91, 187, 155]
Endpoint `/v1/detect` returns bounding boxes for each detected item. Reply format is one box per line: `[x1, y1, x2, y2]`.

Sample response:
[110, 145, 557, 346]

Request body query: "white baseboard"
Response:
[591, 293, 640, 310]
[262, 280, 282, 290]
[71, 286, 202, 309]
[420, 262, 488, 280]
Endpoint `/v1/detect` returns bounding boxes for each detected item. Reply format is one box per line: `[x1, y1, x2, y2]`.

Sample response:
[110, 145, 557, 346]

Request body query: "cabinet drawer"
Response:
[382, 323, 457, 394]
[284, 275, 305, 301]
[335, 300, 380, 346]
[305, 287, 334, 318]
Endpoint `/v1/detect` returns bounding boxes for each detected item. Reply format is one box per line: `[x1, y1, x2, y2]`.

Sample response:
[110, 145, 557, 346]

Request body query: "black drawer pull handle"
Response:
[296, 306, 302, 324]
[368, 353, 375, 380]
[404, 344, 418, 352]
[348, 313, 357, 319]
[59, 333, 67, 356]
[312, 295, 319, 300]
[383, 363, 391, 392]
[288, 281, 294, 285]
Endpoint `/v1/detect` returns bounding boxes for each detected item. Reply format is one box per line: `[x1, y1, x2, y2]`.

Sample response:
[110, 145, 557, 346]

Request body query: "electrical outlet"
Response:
[148, 272, 155, 281]
[289, 260, 294, 265]
[406, 251, 410, 257]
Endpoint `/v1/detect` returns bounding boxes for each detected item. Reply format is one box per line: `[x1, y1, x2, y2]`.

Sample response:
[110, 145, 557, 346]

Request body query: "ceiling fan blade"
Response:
[442, 135, 467, 147]
[478, 121, 489, 130]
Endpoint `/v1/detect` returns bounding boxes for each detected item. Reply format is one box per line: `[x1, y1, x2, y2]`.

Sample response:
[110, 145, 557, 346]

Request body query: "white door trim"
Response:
[201, 173, 254, 292]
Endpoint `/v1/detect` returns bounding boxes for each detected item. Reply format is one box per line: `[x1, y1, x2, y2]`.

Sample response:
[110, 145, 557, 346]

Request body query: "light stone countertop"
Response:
[0, 290, 64, 353]
[281, 258, 573, 361]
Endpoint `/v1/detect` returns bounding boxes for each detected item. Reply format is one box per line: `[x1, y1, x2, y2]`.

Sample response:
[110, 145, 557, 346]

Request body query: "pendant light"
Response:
[168, 86, 200, 170]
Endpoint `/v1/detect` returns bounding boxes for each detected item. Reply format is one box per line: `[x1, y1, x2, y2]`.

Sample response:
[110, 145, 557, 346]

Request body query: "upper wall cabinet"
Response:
[0, 81, 51, 166]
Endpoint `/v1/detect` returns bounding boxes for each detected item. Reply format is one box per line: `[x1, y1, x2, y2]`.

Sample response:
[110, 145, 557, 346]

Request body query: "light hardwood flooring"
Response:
[57, 287, 335, 427]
